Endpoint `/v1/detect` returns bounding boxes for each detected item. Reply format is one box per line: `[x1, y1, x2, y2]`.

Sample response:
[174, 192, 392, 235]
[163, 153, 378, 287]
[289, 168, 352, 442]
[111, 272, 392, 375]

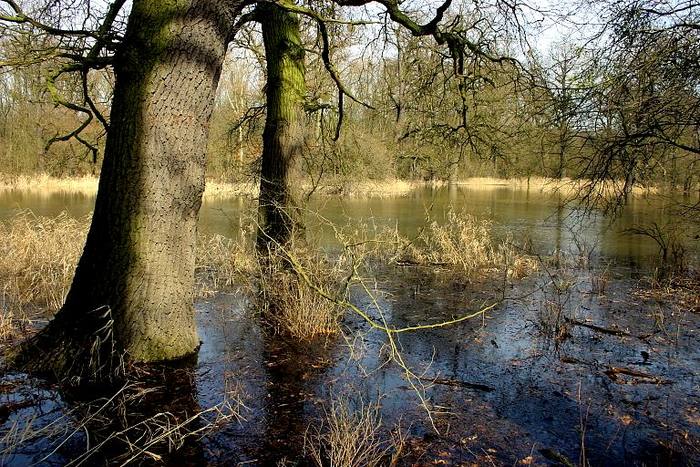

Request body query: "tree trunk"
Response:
[256, 4, 307, 251]
[13, 0, 235, 380]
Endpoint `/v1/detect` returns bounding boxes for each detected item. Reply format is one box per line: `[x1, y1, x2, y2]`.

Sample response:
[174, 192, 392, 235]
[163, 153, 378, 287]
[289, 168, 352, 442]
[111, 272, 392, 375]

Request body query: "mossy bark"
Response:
[256, 4, 307, 251]
[12, 0, 235, 380]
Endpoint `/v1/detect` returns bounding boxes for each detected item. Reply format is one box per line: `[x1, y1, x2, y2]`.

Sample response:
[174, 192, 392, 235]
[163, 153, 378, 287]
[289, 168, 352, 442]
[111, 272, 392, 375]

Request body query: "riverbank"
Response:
[0, 174, 665, 200]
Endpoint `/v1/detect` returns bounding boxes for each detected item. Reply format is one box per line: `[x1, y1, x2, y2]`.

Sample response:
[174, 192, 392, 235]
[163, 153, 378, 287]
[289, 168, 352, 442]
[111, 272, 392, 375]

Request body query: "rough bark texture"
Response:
[257, 4, 307, 251]
[13, 0, 237, 379]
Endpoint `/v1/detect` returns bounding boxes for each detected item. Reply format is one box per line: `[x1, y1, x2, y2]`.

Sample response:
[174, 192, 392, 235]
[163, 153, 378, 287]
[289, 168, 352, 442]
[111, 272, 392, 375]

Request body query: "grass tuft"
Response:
[305, 397, 397, 467]
[374, 209, 538, 281]
[255, 247, 345, 340]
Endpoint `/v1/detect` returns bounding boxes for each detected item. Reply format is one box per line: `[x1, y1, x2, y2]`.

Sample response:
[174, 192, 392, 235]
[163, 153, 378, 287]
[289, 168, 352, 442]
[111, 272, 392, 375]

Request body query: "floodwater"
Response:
[0, 185, 698, 465]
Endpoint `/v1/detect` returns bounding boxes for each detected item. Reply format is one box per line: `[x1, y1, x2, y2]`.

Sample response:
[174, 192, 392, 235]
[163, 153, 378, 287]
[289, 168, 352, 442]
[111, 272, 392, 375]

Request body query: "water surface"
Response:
[0, 186, 698, 465]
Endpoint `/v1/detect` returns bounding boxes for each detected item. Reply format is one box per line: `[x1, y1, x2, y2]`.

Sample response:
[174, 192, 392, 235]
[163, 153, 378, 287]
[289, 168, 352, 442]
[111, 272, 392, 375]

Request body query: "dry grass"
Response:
[195, 233, 257, 296]
[0, 208, 534, 345]
[0, 211, 88, 343]
[0, 209, 345, 344]
[305, 397, 401, 467]
[454, 176, 659, 197]
[0, 173, 665, 202]
[312, 179, 434, 198]
[0, 175, 424, 200]
[632, 274, 700, 314]
[202, 179, 258, 199]
[0, 174, 259, 201]
[591, 270, 610, 295]
[0, 211, 260, 345]
[255, 247, 346, 340]
[0, 174, 98, 196]
[373, 209, 538, 281]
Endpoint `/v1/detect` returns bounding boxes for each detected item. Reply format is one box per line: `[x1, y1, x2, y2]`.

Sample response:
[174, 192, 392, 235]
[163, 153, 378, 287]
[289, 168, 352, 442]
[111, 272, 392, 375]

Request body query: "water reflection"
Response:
[1, 186, 695, 270]
[0, 186, 698, 464]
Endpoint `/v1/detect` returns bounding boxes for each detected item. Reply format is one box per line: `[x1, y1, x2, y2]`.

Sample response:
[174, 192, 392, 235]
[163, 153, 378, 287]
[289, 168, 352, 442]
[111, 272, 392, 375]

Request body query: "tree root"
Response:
[4, 305, 125, 385]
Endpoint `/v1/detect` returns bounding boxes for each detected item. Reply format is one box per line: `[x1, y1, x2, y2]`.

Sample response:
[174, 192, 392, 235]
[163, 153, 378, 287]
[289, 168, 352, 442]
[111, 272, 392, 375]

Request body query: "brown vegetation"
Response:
[305, 397, 404, 466]
[255, 248, 346, 340]
[373, 209, 538, 281]
[0, 211, 87, 344]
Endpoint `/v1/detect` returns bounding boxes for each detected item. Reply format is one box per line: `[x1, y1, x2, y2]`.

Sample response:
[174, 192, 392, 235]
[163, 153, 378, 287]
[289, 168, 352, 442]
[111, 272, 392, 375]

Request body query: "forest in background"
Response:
[1, 0, 698, 195]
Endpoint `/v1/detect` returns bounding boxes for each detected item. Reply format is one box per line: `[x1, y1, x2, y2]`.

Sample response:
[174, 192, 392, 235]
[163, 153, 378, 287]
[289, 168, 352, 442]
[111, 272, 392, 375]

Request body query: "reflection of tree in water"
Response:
[49, 358, 238, 465]
[259, 335, 335, 464]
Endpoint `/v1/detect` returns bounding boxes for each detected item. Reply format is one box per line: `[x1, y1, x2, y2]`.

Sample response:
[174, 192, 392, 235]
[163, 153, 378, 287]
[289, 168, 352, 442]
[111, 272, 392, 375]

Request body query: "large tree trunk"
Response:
[13, 0, 236, 380]
[256, 4, 307, 251]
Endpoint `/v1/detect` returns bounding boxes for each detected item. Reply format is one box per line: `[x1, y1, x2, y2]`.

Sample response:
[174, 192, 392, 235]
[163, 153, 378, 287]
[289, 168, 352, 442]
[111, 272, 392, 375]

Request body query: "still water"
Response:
[0, 185, 698, 465]
[0, 185, 696, 268]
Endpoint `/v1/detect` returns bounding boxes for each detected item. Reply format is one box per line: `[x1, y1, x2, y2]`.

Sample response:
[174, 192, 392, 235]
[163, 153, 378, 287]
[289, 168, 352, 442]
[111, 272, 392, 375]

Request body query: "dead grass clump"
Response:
[195, 233, 256, 296]
[305, 397, 399, 467]
[591, 271, 610, 295]
[632, 274, 700, 314]
[0, 211, 87, 342]
[375, 210, 538, 280]
[256, 248, 345, 340]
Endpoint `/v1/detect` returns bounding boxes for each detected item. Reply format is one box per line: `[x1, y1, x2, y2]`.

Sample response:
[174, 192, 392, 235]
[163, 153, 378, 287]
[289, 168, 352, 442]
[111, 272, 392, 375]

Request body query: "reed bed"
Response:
[0, 174, 98, 196]
[202, 180, 258, 199]
[0, 173, 664, 202]
[0, 211, 87, 342]
[454, 176, 659, 197]
[371, 210, 538, 281]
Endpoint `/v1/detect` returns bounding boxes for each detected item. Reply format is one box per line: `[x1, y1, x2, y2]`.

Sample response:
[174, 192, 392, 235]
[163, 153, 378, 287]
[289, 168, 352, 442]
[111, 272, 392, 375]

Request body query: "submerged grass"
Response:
[371, 209, 538, 281]
[255, 246, 346, 340]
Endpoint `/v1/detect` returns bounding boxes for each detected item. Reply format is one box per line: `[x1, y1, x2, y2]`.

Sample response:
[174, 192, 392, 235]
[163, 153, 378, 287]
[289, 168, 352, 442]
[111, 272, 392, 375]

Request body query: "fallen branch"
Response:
[604, 367, 672, 385]
[420, 377, 495, 392]
[565, 318, 631, 337]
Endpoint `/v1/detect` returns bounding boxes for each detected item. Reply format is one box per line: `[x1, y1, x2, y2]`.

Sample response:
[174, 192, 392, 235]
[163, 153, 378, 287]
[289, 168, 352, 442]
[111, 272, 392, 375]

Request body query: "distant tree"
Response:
[580, 0, 700, 204]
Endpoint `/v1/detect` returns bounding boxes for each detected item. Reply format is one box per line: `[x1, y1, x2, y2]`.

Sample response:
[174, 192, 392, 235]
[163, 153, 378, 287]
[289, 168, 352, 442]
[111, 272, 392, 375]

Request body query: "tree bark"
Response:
[256, 4, 307, 251]
[13, 0, 236, 379]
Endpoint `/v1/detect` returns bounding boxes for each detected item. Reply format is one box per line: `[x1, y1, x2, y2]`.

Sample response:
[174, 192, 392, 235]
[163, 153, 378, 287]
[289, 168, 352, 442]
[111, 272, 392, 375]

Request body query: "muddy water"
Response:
[1, 186, 699, 465]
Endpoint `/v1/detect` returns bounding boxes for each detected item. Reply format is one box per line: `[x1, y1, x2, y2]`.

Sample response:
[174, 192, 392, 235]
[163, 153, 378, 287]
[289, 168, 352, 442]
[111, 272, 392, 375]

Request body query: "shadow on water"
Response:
[0, 360, 209, 465]
[0, 186, 698, 464]
[0, 266, 698, 464]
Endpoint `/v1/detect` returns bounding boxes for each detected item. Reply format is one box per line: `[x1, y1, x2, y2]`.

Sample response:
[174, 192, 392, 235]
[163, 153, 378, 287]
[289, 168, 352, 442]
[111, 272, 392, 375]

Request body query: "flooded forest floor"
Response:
[1, 262, 698, 466]
[0, 188, 698, 466]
